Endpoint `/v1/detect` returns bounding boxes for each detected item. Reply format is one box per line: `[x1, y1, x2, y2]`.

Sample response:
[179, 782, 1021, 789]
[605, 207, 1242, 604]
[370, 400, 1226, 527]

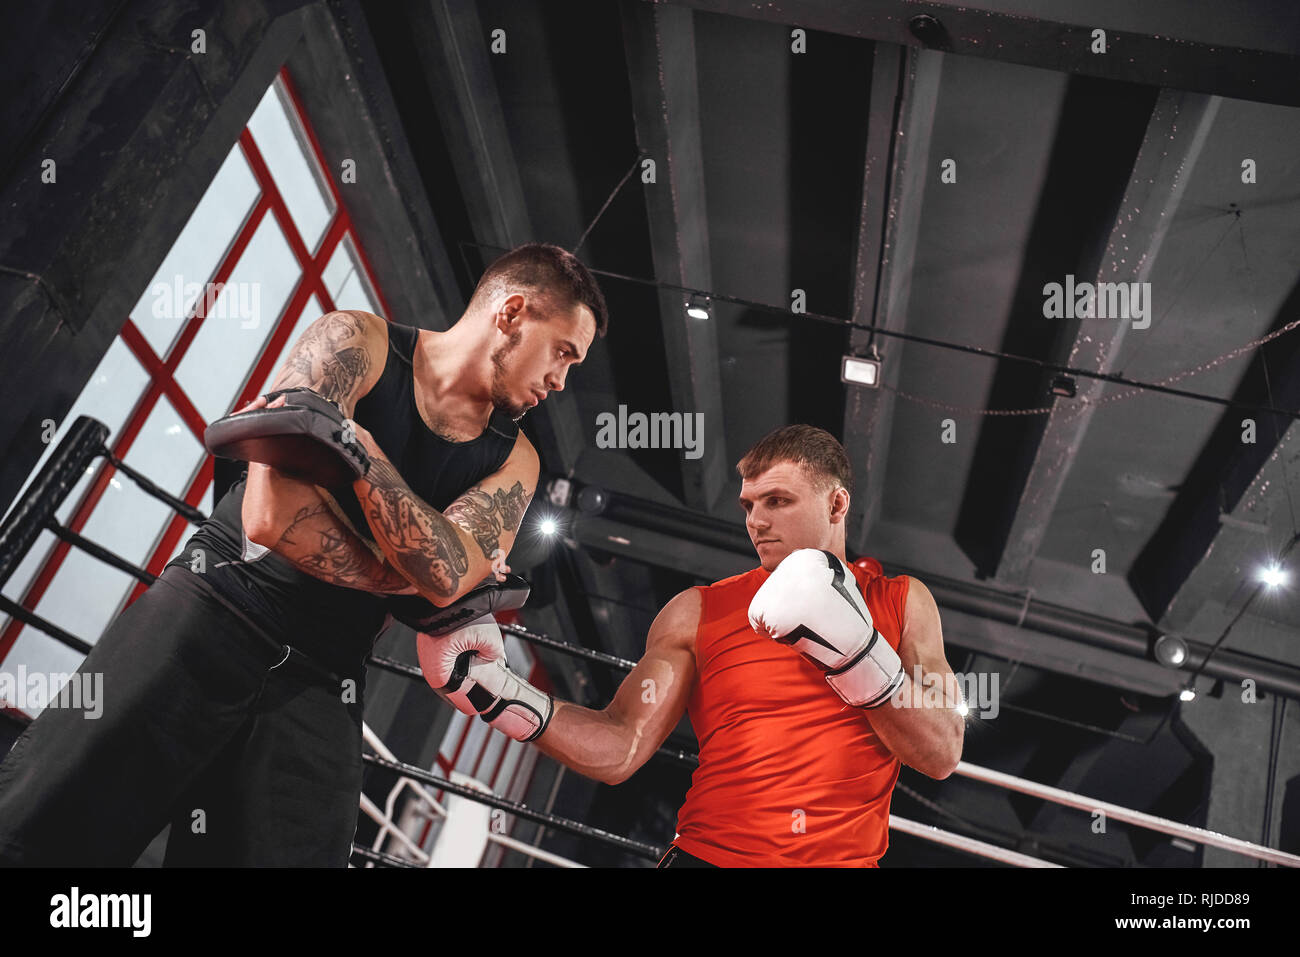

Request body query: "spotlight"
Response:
[576, 485, 608, 515]
[539, 518, 558, 536]
[1179, 687, 1196, 702]
[1153, 634, 1188, 668]
[1258, 563, 1289, 588]
[840, 355, 882, 388]
[685, 294, 711, 321]
[956, 701, 969, 718]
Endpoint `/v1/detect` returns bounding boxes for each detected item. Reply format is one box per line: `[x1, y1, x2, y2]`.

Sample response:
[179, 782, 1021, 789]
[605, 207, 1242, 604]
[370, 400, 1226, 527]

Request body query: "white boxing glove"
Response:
[748, 549, 904, 708]
[416, 614, 505, 696]
[449, 655, 554, 742]
[417, 616, 553, 742]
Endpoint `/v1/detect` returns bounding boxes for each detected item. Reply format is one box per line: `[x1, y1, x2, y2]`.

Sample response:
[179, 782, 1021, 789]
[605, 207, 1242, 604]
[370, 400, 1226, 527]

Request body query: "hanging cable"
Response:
[455, 239, 1300, 420]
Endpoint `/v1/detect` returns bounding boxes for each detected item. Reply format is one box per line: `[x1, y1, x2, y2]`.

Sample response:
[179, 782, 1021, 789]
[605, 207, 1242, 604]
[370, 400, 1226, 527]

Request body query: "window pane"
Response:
[247, 79, 334, 254]
[32, 550, 135, 650]
[34, 395, 199, 643]
[2, 338, 149, 528]
[259, 294, 323, 395]
[1, 529, 58, 610]
[335, 268, 378, 316]
[173, 215, 300, 422]
[77, 456, 174, 572]
[322, 235, 379, 312]
[129, 147, 260, 359]
[121, 394, 207, 504]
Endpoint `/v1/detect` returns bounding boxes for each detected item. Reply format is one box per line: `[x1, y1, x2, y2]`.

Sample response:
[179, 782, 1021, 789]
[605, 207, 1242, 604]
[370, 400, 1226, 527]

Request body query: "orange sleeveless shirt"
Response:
[672, 557, 910, 867]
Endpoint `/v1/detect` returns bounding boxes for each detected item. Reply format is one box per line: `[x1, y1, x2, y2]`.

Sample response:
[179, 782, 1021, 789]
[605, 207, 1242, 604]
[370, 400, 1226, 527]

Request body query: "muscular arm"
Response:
[349, 429, 539, 606]
[533, 588, 700, 786]
[864, 578, 964, 779]
[241, 310, 398, 591]
[263, 309, 378, 404]
[259, 470, 418, 594]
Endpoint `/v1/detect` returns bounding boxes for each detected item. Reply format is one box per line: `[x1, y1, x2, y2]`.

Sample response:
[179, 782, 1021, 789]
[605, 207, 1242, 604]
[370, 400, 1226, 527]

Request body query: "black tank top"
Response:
[167, 321, 519, 677]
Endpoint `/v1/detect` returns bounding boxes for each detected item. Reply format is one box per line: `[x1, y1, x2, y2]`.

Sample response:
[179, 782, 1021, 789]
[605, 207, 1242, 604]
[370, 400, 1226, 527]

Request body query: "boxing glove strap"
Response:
[483, 692, 554, 742]
[825, 628, 905, 708]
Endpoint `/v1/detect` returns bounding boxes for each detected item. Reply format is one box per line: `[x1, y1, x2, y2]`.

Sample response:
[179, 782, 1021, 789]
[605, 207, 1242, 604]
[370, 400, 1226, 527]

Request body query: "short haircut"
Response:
[736, 425, 853, 496]
[468, 243, 609, 337]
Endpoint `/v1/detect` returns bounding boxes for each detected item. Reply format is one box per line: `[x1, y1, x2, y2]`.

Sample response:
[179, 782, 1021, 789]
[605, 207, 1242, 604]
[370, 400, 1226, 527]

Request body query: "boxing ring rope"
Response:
[354, 730, 1063, 868]
[3, 418, 1294, 868]
[888, 816, 1062, 868]
[952, 761, 1300, 867]
[355, 721, 585, 868]
[356, 787, 586, 869]
[360, 752, 664, 861]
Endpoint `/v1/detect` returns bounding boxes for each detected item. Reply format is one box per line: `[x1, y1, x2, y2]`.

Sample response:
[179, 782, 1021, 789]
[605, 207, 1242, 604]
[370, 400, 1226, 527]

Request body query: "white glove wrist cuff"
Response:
[825, 628, 905, 708]
[483, 676, 554, 742]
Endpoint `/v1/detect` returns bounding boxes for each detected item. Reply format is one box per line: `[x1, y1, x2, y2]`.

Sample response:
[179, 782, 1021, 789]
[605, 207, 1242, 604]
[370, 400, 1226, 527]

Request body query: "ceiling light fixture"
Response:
[1258, 563, 1289, 588]
[685, 294, 711, 321]
[841, 355, 882, 388]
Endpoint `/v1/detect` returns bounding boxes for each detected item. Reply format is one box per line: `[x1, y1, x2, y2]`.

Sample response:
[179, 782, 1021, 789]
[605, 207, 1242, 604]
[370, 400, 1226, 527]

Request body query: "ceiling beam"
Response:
[646, 0, 1300, 107]
[620, 0, 728, 511]
[299, 0, 464, 328]
[1130, 300, 1300, 630]
[993, 91, 1221, 585]
[845, 45, 943, 553]
[411, 0, 586, 472]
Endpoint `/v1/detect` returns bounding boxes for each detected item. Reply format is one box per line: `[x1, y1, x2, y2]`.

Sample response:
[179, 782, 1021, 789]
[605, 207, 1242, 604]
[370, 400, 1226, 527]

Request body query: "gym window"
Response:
[0, 69, 386, 712]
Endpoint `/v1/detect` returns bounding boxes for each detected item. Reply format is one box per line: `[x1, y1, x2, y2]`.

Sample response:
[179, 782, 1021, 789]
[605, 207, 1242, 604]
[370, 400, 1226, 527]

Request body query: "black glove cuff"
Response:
[387, 574, 531, 636]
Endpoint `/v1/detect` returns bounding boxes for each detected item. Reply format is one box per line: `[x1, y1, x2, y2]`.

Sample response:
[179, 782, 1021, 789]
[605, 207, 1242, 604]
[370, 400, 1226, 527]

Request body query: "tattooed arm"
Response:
[263, 309, 380, 405]
[349, 427, 540, 606]
[241, 311, 412, 591]
[255, 471, 420, 594]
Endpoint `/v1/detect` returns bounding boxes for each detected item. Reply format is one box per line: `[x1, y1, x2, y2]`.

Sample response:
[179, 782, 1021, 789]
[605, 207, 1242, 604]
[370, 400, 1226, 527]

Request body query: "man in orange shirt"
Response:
[424, 425, 965, 866]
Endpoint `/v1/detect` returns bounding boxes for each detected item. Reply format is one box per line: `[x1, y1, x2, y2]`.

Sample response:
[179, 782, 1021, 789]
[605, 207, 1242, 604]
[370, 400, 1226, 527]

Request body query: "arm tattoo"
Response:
[275, 502, 413, 593]
[270, 311, 372, 407]
[444, 481, 529, 560]
[358, 457, 470, 600]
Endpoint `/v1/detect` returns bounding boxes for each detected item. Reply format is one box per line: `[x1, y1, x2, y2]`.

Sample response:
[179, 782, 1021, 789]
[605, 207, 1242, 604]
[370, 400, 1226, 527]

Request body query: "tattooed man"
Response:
[0, 243, 606, 866]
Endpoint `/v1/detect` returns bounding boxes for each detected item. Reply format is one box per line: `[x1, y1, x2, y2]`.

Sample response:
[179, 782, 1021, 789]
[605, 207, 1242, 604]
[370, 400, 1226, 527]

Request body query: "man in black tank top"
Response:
[0, 243, 607, 866]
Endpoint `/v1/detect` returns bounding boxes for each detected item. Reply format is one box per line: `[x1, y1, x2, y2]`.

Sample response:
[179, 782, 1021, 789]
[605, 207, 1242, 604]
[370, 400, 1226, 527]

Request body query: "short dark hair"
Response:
[469, 243, 609, 336]
[736, 425, 853, 496]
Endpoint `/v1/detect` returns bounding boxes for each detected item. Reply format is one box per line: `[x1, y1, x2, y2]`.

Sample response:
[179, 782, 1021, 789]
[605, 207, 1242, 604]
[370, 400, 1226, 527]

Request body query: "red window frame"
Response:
[0, 67, 392, 669]
[2, 67, 552, 865]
